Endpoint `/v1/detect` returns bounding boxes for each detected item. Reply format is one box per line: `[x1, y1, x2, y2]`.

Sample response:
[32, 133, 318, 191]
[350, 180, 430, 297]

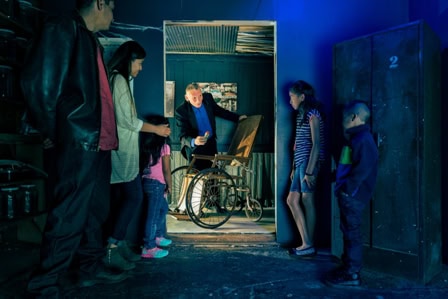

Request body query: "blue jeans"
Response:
[108, 174, 143, 244]
[290, 161, 320, 193]
[142, 179, 168, 249]
[337, 191, 371, 273]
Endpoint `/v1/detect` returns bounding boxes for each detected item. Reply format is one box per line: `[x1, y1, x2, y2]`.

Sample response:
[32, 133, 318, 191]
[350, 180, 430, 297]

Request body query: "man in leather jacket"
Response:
[20, 1, 127, 297]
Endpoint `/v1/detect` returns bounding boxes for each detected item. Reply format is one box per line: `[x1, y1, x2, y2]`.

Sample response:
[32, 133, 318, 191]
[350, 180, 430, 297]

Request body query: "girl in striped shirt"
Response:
[286, 80, 325, 257]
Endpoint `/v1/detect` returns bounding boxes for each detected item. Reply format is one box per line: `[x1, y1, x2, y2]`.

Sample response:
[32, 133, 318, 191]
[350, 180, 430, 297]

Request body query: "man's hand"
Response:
[239, 115, 248, 121]
[194, 135, 208, 146]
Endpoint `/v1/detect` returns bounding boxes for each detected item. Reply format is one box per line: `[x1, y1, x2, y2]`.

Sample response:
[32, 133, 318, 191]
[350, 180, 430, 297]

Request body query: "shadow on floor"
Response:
[2, 234, 448, 299]
[2, 208, 448, 298]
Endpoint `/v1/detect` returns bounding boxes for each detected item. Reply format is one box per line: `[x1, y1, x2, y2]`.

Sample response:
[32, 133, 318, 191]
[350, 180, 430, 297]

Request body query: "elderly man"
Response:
[175, 82, 246, 170]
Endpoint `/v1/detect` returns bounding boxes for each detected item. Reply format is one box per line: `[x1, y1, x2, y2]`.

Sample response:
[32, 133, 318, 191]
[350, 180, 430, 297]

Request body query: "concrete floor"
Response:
[2, 208, 448, 298]
[166, 207, 276, 235]
[0, 208, 277, 298]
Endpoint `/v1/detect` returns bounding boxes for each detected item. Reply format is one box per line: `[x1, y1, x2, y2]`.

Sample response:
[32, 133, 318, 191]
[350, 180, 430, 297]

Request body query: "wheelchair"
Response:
[170, 115, 264, 229]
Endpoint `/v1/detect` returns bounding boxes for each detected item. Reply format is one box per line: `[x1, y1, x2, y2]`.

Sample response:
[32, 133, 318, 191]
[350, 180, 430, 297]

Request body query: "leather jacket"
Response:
[21, 12, 112, 151]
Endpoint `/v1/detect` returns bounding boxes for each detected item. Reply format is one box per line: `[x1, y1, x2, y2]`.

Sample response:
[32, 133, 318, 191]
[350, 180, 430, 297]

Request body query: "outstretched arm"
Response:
[141, 123, 171, 137]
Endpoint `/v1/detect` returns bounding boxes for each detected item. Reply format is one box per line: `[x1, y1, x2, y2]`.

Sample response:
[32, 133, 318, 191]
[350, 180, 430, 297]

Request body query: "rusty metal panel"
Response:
[165, 25, 238, 54]
[333, 20, 442, 284]
[165, 21, 274, 56]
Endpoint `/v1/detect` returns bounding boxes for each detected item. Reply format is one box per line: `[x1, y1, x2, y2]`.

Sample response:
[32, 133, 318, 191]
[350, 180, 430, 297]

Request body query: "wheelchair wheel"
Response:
[244, 198, 263, 222]
[169, 166, 198, 211]
[185, 168, 237, 229]
[226, 194, 243, 212]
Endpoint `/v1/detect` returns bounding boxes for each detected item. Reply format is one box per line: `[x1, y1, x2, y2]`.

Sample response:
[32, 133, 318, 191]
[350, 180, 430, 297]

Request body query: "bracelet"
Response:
[305, 172, 314, 176]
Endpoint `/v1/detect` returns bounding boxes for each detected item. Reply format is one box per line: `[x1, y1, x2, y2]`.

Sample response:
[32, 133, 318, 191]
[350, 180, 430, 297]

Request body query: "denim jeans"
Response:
[337, 192, 371, 273]
[142, 179, 168, 249]
[290, 161, 320, 193]
[108, 174, 143, 244]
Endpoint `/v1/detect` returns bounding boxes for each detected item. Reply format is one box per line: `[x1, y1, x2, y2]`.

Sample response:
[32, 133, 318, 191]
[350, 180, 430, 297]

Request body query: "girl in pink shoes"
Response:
[140, 115, 173, 258]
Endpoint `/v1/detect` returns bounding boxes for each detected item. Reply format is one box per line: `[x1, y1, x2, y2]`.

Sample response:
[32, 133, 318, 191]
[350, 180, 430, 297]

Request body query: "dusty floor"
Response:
[1, 234, 448, 298]
[1, 209, 448, 298]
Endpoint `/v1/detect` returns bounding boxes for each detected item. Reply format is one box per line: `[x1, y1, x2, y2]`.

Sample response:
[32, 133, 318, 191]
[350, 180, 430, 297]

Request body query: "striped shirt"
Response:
[293, 109, 325, 168]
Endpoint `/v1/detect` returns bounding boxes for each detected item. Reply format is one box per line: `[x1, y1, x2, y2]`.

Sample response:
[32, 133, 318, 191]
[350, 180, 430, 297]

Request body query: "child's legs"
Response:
[156, 194, 169, 238]
[301, 162, 319, 244]
[338, 193, 370, 273]
[142, 179, 165, 249]
[301, 192, 316, 245]
[287, 164, 316, 248]
[287, 181, 309, 247]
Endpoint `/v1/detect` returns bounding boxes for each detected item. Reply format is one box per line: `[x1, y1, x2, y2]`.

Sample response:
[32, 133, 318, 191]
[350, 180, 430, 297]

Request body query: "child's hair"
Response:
[343, 100, 371, 123]
[140, 115, 170, 172]
[289, 80, 324, 125]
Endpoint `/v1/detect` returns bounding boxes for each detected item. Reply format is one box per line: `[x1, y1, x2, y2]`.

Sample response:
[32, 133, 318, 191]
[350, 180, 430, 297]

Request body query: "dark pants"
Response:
[337, 192, 371, 274]
[42, 147, 57, 209]
[106, 174, 143, 244]
[190, 138, 217, 170]
[28, 147, 111, 297]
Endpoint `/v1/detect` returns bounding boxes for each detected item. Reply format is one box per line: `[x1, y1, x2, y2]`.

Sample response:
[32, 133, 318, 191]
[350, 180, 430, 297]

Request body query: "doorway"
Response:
[163, 20, 277, 234]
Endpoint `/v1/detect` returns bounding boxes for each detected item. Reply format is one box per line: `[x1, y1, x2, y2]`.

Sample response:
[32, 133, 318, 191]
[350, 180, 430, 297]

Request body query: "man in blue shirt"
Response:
[175, 83, 246, 170]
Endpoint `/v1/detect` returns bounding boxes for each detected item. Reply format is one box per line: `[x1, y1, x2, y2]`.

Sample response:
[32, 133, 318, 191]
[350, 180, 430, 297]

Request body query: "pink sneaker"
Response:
[141, 247, 169, 259]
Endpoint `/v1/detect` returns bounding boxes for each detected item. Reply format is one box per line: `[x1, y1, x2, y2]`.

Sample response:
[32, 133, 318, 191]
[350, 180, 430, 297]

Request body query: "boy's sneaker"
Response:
[118, 241, 141, 262]
[103, 247, 136, 271]
[324, 267, 361, 288]
[156, 237, 172, 247]
[141, 247, 169, 259]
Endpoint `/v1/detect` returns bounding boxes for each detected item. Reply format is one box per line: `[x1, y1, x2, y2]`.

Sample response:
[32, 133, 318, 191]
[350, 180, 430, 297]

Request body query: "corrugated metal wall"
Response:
[170, 151, 275, 207]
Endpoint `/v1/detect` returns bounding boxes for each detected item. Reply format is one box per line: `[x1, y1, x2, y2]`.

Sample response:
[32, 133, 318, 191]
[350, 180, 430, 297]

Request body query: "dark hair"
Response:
[107, 40, 146, 99]
[140, 115, 170, 172]
[289, 80, 324, 125]
[108, 40, 146, 79]
[76, 0, 114, 11]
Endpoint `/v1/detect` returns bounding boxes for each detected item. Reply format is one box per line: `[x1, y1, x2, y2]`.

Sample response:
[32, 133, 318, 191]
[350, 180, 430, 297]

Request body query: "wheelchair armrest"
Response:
[191, 154, 216, 161]
[212, 155, 251, 166]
